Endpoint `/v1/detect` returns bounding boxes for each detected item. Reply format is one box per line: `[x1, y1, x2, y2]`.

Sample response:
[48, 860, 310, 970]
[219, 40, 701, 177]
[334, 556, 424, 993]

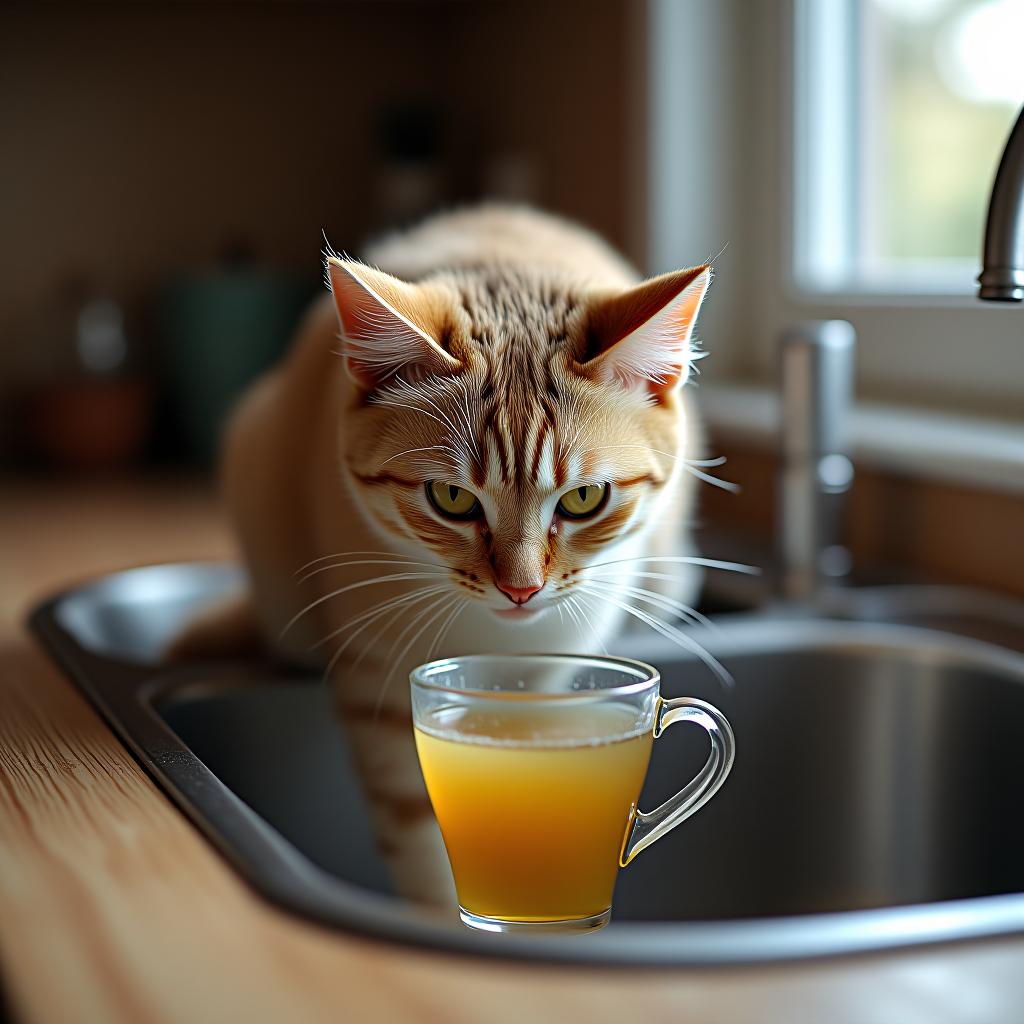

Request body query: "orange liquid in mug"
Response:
[414, 704, 653, 922]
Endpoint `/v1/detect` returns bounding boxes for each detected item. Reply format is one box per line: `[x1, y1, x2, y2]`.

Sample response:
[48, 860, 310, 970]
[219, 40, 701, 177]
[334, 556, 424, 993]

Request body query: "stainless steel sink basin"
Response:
[698, 554, 1024, 654]
[29, 561, 1024, 965]
[824, 584, 1024, 655]
[616, 618, 1024, 923]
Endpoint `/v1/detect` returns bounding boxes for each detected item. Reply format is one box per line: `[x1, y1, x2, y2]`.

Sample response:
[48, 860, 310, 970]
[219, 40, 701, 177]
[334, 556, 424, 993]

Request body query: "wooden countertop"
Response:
[2, 477, 1023, 1024]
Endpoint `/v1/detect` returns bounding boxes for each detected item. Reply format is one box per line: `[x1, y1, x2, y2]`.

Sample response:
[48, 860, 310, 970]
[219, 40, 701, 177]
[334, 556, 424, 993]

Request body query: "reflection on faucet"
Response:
[978, 104, 1024, 302]
[777, 321, 856, 604]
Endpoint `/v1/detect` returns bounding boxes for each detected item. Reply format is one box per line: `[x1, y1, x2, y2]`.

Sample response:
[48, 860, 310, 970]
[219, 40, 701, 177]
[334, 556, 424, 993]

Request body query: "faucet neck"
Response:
[979, 105, 1024, 303]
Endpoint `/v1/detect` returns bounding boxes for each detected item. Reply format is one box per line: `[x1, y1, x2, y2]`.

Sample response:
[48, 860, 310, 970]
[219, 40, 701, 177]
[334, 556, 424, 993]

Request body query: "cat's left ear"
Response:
[580, 266, 711, 394]
[327, 258, 460, 389]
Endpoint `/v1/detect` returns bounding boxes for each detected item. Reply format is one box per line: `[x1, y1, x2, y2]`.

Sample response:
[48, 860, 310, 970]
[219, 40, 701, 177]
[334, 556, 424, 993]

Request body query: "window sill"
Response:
[697, 384, 1024, 496]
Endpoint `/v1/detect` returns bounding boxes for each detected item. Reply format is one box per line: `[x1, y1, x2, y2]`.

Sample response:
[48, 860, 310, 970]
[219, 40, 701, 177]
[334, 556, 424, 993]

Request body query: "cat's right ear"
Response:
[327, 258, 459, 390]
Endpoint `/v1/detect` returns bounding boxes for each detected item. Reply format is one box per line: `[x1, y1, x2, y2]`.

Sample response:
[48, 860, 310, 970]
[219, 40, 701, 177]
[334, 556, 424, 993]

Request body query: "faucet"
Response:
[979, 104, 1024, 302]
[772, 105, 1021, 606]
[777, 321, 856, 604]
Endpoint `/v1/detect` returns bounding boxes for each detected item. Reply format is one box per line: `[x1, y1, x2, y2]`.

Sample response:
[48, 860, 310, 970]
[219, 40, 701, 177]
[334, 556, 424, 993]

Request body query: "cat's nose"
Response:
[496, 581, 544, 605]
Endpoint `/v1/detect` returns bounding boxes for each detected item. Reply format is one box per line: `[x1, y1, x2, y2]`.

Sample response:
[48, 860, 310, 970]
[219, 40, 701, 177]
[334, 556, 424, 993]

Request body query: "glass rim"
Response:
[409, 652, 661, 699]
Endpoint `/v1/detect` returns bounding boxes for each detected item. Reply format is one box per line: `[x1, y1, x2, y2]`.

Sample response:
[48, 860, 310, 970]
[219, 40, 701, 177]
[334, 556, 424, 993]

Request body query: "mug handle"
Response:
[620, 697, 736, 866]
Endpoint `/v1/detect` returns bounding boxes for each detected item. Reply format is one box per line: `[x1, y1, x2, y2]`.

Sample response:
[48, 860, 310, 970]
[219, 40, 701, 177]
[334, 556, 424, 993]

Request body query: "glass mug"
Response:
[411, 653, 735, 933]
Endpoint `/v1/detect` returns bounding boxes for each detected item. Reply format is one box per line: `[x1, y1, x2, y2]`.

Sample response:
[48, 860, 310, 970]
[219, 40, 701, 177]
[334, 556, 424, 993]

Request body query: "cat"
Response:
[174, 204, 713, 905]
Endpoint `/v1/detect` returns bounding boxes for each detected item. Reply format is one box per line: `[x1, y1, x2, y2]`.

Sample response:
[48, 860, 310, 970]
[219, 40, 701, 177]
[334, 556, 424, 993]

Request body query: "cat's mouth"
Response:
[492, 605, 543, 621]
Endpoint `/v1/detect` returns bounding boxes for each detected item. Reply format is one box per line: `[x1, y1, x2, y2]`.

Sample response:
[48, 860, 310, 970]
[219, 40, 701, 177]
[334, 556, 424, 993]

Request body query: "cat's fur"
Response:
[177, 205, 711, 904]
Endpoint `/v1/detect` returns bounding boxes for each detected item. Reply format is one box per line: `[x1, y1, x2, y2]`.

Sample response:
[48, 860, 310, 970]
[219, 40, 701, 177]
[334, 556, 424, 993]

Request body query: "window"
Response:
[647, 0, 1024, 415]
[796, 0, 1024, 293]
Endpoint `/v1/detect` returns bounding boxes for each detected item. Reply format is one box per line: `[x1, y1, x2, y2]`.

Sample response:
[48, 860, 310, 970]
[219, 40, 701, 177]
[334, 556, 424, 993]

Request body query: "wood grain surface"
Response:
[2, 477, 1024, 1024]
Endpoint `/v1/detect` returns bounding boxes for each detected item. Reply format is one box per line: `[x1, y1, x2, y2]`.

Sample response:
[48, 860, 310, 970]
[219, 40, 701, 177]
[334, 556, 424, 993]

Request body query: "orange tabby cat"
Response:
[177, 205, 713, 904]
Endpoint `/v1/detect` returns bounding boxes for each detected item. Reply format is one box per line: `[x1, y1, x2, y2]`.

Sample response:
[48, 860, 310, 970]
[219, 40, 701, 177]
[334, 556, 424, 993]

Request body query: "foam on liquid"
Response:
[416, 701, 648, 750]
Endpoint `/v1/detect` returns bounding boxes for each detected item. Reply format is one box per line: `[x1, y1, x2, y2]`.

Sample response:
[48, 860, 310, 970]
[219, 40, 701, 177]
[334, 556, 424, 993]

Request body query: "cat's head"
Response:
[327, 257, 710, 622]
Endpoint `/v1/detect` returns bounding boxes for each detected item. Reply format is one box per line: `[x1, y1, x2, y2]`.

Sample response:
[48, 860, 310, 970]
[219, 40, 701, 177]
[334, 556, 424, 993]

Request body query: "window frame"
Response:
[792, 0, 1017, 298]
[646, 0, 1024, 418]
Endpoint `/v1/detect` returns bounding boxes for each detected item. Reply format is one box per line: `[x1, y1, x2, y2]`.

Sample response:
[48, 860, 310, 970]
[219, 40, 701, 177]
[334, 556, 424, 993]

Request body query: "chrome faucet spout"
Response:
[978, 104, 1024, 302]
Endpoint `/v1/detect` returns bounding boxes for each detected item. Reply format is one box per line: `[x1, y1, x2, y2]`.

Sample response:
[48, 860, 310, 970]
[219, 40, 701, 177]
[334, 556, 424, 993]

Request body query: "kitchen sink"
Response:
[30, 561, 1024, 965]
[699, 556, 1024, 655]
[824, 584, 1024, 655]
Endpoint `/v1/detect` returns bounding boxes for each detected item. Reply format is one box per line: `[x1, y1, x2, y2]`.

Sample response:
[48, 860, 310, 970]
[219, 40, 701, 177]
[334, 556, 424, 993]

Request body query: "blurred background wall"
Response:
[1, 0, 644, 468]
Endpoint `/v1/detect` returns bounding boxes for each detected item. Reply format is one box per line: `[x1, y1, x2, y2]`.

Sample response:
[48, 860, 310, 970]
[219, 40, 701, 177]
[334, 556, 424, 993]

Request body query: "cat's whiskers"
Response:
[321, 585, 447, 684]
[405, 391, 476, 469]
[569, 593, 609, 655]
[558, 594, 579, 629]
[560, 402, 602, 472]
[455, 380, 483, 466]
[582, 566, 734, 622]
[589, 444, 740, 493]
[374, 593, 463, 718]
[566, 594, 587, 635]
[312, 584, 449, 651]
[380, 445, 458, 468]
[426, 376, 482, 468]
[425, 596, 468, 664]
[374, 387, 476, 472]
[561, 594, 587, 638]
[682, 463, 741, 493]
[348, 586, 447, 673]
[372, 393, 449, 431]
[280, 571, 451, 640]
[294, 550, 448, 577]
[576, 583, 733, 687]
[384, 590, 455, 665]
[582, 554, 761, 576]
[580, 576, 717, 631]
[297, 557, 449, 585]
[385, 377, 481, 472]
[406, 458, 464, 478]
[588, 568, 712, 588]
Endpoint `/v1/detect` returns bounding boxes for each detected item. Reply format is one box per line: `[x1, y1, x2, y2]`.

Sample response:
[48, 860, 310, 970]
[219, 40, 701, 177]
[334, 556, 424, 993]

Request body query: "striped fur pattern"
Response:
[208, 206, 713, 905]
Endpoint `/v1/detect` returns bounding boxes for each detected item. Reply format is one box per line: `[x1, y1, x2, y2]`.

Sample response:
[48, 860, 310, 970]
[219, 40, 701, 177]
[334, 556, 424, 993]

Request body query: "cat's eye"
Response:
[427, 481, 481, 520]
[556, 483, 609, 519]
